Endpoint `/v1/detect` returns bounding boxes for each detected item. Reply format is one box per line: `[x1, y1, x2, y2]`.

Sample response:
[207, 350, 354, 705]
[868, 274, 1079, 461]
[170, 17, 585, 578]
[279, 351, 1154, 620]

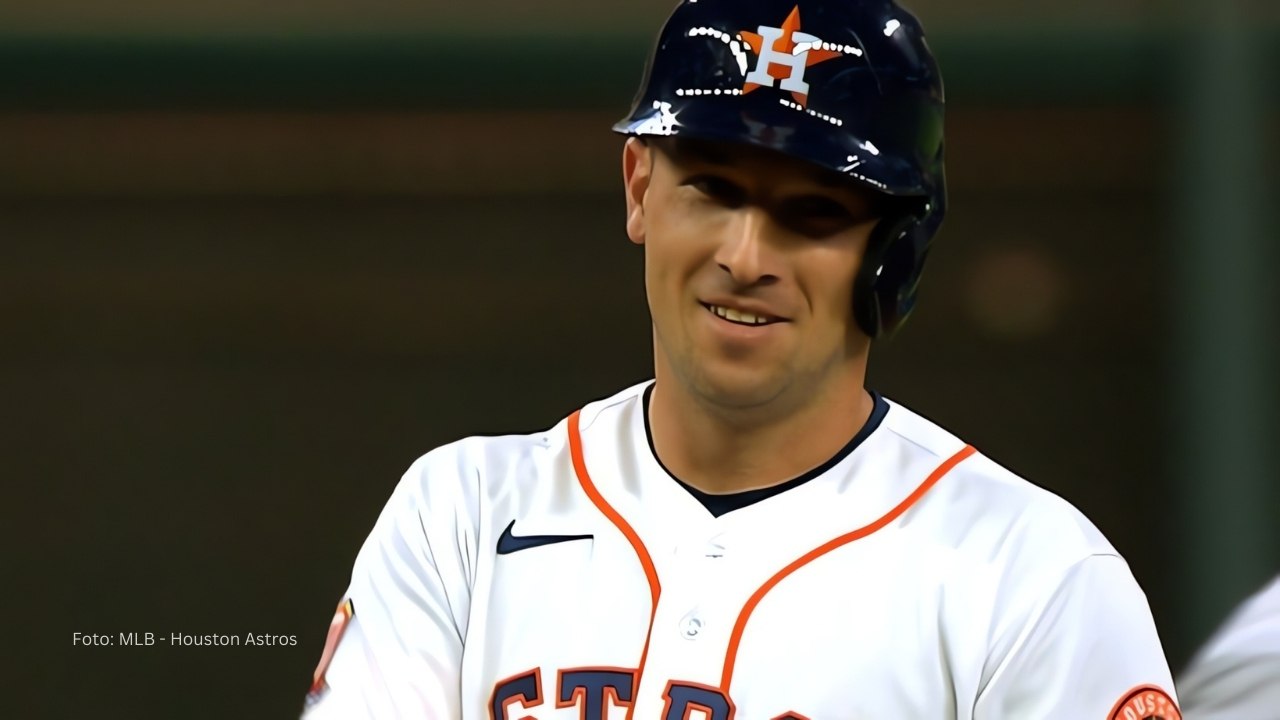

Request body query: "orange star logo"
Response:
[740, 6, 842, 107]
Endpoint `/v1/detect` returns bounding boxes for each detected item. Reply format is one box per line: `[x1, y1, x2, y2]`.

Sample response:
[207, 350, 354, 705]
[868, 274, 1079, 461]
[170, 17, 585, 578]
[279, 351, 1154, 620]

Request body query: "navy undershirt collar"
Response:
[641, 383, 890, 517]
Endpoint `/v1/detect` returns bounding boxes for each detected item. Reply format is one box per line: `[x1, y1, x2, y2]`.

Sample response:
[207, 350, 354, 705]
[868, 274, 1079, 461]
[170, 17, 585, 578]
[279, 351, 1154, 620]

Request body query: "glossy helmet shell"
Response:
[614, 0, 946, 337]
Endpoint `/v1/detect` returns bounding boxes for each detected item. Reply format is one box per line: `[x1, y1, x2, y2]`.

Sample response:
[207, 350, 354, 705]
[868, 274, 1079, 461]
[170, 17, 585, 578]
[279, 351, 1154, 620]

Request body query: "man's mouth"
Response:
[702, 303, 783, 327]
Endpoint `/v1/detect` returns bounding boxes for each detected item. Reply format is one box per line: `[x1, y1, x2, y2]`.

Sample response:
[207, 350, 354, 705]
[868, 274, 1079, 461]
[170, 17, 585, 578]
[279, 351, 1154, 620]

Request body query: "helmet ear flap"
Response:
[854, 215, 926, 339]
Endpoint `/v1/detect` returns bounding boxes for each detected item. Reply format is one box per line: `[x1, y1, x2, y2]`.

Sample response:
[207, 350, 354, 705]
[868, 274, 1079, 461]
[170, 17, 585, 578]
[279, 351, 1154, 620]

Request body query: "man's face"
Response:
[622, 136, 882, 413]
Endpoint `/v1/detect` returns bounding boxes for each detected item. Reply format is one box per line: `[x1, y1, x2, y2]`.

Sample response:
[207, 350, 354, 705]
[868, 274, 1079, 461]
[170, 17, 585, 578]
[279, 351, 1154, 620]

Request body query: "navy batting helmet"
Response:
[614, 0, 945, 338]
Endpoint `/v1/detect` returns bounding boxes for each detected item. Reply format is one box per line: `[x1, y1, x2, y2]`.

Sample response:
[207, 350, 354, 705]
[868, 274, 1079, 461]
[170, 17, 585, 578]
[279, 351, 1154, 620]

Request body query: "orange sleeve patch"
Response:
[1108, 685, 1181, 720]
[308, 599, 354, 696]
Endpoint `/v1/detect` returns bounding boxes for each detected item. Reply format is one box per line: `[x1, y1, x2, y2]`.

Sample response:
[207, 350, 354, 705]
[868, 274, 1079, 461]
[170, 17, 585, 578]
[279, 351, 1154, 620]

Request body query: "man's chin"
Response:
[690, 368, 789, 412]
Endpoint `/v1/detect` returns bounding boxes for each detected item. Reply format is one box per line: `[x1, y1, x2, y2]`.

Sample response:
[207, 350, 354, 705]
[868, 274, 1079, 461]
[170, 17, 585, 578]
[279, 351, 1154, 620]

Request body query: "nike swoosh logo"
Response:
[496, 519, 592, 555]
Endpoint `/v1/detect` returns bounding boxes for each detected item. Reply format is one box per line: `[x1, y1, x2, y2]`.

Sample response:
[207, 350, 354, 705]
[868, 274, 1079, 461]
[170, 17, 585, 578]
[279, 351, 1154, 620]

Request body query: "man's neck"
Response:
[648, 372, 873, 495]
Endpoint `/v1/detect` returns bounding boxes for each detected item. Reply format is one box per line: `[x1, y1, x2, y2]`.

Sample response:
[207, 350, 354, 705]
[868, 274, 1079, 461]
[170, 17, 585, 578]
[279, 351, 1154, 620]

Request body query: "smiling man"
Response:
[629, 136, 887, 496]
[302, 1, 1179, 718]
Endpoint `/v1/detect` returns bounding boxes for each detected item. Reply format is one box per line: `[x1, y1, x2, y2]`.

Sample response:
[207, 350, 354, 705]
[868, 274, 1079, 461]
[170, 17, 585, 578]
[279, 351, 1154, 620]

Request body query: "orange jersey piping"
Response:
[719, 444, 977, 691]
[568, 410, 662, 720]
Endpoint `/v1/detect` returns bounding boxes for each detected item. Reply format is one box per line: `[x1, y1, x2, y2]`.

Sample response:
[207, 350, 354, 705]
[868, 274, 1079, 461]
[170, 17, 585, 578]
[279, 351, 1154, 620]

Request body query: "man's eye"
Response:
[779, 197, 867, 238]
[686, 175, 746, 207]
[791, 197, 854, 221]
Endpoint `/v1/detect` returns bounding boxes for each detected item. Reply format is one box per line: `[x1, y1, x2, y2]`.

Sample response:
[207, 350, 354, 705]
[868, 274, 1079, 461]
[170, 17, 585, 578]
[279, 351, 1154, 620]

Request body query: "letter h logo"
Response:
[740, 6, 841, 108]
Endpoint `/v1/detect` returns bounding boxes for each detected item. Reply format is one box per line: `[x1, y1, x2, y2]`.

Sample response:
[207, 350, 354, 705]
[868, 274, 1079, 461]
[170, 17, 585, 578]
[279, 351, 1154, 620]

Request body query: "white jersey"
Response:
[1178, 575, 1280, 718]
[303, 381, 1178, 719]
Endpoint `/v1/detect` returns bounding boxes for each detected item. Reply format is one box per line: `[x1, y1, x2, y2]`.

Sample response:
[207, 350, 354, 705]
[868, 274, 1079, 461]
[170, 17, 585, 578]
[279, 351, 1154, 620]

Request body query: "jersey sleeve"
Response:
[302, 449, 479, 720]
[974, 554, 1180, 719]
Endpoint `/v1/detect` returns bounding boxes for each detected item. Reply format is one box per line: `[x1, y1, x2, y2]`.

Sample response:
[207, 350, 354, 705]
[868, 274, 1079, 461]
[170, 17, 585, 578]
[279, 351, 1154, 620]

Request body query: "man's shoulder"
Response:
[879, 396, 1118, 569]
[878, 395, 971, 460]
[574, 378, 652, 433]
[394, 380, 653, 504]
[415, 379, 649, 460]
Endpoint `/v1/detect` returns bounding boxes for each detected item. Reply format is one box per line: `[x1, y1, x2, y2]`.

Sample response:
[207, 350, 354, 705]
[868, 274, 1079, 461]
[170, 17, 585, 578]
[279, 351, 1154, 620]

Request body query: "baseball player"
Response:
[1178, 574, 1280, 718]
[303, 0, 1180, 717]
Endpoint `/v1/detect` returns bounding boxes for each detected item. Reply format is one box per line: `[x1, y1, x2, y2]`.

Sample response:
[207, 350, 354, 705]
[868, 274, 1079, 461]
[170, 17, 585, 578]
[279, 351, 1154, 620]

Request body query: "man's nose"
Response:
[714, 208, 779, 287]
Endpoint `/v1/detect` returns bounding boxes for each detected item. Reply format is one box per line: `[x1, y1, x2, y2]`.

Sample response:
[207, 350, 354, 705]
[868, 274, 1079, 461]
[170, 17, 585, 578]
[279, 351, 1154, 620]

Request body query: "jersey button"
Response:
[679, 612, 704, 640]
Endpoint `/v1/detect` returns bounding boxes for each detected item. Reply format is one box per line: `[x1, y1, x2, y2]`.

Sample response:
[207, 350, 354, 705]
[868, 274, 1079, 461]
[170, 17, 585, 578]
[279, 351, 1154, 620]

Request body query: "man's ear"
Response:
[622, 138, 653, 246]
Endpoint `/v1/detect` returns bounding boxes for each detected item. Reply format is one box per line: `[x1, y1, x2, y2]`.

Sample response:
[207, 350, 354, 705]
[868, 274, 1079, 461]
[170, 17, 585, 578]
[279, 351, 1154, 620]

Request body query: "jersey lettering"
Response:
[491, 668, 543, 720]
[493, 670, 766, 719]
[661, 680, 736, 720]
[556, 668, 635, 719]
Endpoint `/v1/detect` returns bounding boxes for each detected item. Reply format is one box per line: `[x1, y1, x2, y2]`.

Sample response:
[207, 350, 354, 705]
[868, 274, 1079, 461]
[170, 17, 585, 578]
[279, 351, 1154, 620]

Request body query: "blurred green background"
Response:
[4, 0, 1278, 717]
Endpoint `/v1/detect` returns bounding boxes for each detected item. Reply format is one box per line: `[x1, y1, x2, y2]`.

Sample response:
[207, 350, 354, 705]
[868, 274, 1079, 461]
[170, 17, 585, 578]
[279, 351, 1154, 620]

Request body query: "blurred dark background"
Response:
[3, 0, 1278, 717]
